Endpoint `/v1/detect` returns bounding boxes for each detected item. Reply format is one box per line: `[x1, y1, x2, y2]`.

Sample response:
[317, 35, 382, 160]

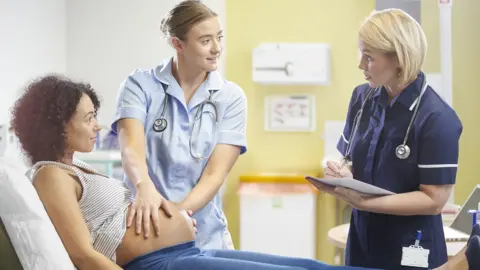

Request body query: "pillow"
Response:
[0, 156, 75, 270]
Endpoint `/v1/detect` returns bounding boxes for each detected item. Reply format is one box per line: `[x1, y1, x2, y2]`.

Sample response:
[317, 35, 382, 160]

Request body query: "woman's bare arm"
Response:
[33, 166, 122, 270]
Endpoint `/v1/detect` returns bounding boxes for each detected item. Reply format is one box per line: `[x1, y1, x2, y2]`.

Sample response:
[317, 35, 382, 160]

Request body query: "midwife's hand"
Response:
[324, 160, 353, 179]
[185, 210, 198, 234]
[127, 181, 173, 238]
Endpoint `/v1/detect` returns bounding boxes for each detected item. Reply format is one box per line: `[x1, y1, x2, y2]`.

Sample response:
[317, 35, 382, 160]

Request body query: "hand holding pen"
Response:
[324, 158, 353, 179]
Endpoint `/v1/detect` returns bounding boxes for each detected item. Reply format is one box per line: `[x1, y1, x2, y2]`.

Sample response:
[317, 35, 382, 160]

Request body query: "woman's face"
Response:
[176, 16, 224, 73]
[358, 41, 399, 89]
[65, 94, 101, 154]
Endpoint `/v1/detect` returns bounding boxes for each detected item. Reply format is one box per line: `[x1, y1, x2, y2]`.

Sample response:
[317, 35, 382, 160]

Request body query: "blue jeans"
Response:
[122, 241, 379, 270]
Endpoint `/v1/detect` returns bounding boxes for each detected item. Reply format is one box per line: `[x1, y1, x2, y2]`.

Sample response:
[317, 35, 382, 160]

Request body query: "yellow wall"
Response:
[223, 0, 375, 264]
[222, 0, 480, 265]
[421, 0, 480, 204]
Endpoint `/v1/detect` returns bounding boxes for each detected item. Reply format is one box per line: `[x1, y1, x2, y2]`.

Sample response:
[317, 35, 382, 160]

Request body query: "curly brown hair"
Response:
[10, 75, 100, 164]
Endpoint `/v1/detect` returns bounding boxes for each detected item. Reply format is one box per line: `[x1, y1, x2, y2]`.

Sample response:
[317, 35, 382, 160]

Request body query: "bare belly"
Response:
[115, 201, 196, 266]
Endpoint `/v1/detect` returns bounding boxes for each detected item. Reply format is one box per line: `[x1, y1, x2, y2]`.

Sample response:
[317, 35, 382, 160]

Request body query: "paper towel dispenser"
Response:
[252, 43, 330, 85]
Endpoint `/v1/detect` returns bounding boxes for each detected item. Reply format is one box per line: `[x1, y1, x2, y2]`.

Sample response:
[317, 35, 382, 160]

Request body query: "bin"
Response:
[238, 173, 318, 259]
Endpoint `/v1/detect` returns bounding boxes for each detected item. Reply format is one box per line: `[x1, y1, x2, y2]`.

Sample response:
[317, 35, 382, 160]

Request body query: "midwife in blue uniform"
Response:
[321, 9, 463, 270]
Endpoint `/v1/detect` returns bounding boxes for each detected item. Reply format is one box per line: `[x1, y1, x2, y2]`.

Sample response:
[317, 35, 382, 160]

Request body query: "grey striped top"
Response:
[26, 159, 133, 262]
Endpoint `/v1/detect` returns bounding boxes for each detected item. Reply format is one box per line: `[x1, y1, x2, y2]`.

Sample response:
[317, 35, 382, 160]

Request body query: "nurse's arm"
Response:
[179, 144, 241, 213]
[117, 118, 151, 189]
[179, 84, 247, 213]
[365, 110, 463, 215]
[113, 71, 174, 238]
[360, 184, 453, 215]
[117, 118, 173, 236]
[362, 110, 462, 216]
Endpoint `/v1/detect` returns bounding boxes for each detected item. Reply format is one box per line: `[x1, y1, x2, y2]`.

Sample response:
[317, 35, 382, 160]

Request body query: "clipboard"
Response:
[305, 176, 396, 196]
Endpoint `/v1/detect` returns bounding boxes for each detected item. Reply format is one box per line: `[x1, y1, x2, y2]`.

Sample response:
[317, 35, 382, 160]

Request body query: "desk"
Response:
[327, 223, 467, 258]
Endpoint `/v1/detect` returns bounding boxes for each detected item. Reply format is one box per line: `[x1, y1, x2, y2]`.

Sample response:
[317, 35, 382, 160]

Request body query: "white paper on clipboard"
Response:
[305, 176, 396, 196]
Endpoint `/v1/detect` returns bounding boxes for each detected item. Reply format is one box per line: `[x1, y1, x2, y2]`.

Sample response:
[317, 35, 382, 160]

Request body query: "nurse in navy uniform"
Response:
[320, 8, 463, 270]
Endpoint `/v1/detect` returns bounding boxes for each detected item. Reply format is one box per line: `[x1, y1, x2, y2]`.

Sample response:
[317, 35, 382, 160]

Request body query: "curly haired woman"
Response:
[10, 75, 478, 270]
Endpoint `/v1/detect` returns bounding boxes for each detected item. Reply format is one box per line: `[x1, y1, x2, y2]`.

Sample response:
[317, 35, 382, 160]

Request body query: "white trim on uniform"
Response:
[418, 164, 458, 168]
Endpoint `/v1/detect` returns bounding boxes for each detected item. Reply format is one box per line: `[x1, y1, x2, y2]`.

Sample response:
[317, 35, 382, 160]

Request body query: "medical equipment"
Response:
[252, 43, 331, 85]
[153, 118, 168, 132]
[448, 185, 480, 237]
[153, 85, 219, 160]
[342, 77, 428, 165]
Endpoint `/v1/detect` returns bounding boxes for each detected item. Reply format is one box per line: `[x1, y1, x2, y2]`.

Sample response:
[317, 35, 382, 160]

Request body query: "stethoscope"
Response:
[343, 77, 428, 163]
[152, 85, 219, 160]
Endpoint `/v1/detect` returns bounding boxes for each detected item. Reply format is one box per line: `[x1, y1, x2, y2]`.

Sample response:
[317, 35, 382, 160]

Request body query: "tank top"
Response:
[26, 159, 133, 262]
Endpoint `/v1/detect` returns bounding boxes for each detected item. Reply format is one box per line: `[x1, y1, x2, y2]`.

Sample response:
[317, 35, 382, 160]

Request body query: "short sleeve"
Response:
[418, 111, 463, 185]
[111, 70, 151, 133]
[336, 87, 361, 157]
[217, 84, 248, 154]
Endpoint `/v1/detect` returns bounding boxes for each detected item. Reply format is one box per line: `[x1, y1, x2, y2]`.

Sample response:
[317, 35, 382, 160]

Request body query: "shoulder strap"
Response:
[26, 161, 84, 183]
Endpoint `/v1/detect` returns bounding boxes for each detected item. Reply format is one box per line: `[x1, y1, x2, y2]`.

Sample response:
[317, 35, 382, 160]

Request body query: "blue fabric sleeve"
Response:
[216, 83, 248, 154]
[111, 69, 151, 133]
[336, 87, 361, 157]
[418, 111, 463, 185]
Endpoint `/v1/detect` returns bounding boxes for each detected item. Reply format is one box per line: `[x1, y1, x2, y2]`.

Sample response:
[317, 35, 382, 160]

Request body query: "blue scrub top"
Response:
[111, 58, 248, 250]
[337, 72, 462, 269]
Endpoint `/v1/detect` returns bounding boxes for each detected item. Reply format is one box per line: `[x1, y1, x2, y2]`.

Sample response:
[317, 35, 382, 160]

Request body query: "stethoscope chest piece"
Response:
[153, 118, 167, 132]
[395, 144, 411, 159]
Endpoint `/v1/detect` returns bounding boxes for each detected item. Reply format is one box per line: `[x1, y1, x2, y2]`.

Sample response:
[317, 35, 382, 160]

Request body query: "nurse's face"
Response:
[358, 42, 399, 89]
[180, 16, 223, 72]
[65, 94, 101, 154]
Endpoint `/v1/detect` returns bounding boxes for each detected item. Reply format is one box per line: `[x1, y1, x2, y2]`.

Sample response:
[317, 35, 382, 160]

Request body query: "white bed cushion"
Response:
[0, 156, 75, 270]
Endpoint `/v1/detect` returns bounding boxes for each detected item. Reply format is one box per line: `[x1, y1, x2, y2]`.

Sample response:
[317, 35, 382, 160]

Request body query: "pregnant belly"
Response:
[115, 201, 196, 266]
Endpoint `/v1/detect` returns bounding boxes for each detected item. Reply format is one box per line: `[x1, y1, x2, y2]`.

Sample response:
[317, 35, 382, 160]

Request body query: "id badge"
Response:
[401, 245, 429, 268]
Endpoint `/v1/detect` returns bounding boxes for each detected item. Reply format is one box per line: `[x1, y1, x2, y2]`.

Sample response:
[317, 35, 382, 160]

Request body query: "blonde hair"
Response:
[358, 8, 427, 86]
[160, 0, 217, 41]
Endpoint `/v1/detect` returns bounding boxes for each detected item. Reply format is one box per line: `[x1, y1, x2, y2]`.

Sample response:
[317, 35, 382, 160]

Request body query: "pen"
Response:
[336, 157, 348, 178]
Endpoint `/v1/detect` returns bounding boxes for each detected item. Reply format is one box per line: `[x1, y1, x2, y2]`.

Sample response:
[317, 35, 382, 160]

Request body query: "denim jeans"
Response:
[123, 241, 380, 270]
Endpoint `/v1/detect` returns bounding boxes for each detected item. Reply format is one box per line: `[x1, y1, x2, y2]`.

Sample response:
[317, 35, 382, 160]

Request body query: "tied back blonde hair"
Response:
[359, 8, 428, 87]
[160, 0, 217, 41]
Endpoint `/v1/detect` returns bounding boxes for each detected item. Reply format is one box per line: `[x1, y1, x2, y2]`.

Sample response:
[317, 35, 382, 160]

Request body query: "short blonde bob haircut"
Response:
[359, 8, 427, 87]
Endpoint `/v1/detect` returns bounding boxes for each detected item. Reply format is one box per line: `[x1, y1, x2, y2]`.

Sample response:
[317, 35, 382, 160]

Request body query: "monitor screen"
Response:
[450, 185, 480, 235]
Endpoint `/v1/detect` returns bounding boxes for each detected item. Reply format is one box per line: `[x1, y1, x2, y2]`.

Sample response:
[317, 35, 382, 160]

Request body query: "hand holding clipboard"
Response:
[306, 160, 395, 212]
[305, 176, 396, 196]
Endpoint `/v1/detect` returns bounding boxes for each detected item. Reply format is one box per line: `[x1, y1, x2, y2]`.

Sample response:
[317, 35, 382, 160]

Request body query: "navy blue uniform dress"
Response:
[336, 72, 463, 269]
